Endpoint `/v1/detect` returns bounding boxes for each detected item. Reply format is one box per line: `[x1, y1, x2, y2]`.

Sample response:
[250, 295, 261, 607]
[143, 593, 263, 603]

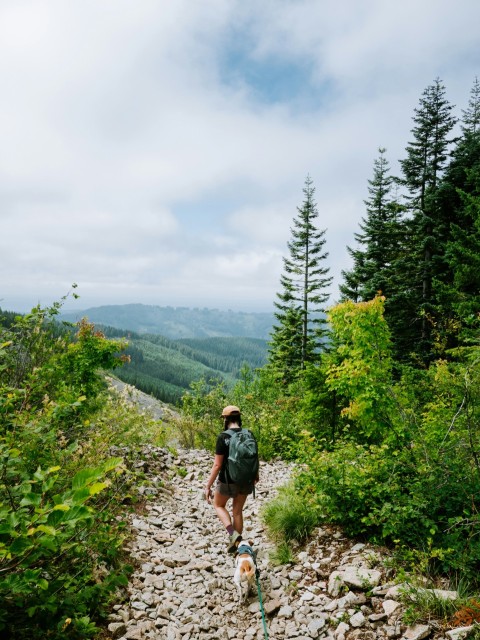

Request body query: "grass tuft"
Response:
[262, 482, 318, 544]
[269, 541, 295, 566]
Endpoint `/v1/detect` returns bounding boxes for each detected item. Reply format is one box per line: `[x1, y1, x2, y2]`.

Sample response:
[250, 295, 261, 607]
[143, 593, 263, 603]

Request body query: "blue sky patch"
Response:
[219, 37, 326, 110]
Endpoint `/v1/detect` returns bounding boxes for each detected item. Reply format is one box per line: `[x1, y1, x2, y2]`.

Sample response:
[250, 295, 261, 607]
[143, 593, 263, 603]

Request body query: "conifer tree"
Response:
[340, 148, 403, 302]
[268, 176, 332, 381]
[435, 78, 480, 347]
[268, 306, 304, 377]
[462, 76, 480, 135]
[398, 78, 457, 359]
[339, 149, 416, 360]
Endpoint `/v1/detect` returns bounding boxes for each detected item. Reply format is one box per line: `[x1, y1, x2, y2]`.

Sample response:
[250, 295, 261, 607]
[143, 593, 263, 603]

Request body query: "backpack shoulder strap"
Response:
[225, 428, 242, 438]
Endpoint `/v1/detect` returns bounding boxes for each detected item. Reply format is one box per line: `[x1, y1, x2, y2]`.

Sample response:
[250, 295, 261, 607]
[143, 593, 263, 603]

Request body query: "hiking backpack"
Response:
[225, 428, 259, 486]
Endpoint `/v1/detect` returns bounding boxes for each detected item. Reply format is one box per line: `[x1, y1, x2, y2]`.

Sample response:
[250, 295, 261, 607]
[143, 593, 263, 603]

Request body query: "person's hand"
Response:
[204, 485, 212, 503]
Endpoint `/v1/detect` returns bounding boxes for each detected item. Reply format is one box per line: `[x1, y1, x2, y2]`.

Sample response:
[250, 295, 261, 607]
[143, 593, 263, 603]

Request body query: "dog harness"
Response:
[236, 543, 257, 568]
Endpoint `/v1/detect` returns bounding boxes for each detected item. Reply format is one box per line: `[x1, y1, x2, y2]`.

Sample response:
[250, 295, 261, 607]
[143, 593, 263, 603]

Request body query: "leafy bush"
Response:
[177, 367, 312, 461]
[0, 298, 157, 638]
[299, 440, 437, 542]
[177, 377, 229, 451]
[323, 296, 398, 444]
[298, 330, 480, 580]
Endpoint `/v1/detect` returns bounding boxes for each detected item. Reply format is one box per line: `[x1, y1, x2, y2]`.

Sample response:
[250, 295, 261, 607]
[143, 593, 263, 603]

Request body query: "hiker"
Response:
[204, 405, 259, 553]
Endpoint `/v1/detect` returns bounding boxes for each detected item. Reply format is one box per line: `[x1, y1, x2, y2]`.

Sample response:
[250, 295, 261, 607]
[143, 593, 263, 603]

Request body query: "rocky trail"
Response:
[105, 445, 470, 640]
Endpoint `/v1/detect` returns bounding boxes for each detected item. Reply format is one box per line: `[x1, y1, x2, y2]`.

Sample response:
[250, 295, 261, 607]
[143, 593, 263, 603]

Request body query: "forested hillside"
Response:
[60, 304, 274, 340]
[100, 325, 268, 404]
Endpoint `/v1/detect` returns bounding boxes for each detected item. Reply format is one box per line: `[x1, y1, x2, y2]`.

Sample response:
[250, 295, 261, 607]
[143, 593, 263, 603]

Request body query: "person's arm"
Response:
[204, 454, 223, 502]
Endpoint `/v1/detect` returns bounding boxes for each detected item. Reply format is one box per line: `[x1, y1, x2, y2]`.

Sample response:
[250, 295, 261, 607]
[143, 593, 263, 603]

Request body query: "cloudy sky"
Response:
[1, 0, 479, 314]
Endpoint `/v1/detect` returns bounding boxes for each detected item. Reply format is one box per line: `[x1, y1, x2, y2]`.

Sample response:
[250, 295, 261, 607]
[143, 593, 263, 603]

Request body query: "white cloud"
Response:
[0, 0, 479, 313]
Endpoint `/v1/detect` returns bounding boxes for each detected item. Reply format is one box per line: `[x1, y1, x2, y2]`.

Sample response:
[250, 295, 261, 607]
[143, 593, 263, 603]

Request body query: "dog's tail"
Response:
[240, 563, 256, 578]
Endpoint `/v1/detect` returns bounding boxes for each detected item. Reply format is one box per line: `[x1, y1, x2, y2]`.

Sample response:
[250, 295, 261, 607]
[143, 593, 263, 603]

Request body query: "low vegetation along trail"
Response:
[105, 445, 450, 640]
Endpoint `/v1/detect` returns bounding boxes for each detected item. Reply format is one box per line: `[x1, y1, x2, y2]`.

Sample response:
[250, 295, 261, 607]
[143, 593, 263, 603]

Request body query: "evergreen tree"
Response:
[268, 176, 332, 381]
[268, 306, 304, 378]
[435, 78, 480, 347]
[462, 76, 480, 135]
[340, 148, 403, 302]
[398, 78, 457, 360]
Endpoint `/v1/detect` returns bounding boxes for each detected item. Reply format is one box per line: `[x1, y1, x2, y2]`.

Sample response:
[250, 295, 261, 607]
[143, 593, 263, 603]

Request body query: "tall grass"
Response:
[262, 483, 318, 544]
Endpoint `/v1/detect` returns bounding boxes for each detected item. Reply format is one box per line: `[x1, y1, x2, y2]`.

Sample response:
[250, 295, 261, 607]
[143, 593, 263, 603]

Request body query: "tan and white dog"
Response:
[233, 542, 256, 603]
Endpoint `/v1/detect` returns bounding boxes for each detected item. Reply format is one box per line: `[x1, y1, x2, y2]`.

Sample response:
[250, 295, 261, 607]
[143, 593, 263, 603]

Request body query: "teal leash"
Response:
[237, 543, 268, 639]
[255, 568, 269, 640]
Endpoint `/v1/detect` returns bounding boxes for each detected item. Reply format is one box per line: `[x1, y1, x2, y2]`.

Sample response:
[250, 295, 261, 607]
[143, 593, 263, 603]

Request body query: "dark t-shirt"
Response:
[215, 427, 241, 483]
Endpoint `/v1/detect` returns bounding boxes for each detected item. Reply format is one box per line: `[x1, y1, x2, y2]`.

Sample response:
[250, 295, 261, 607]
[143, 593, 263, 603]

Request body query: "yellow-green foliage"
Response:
[324, 296, 395, 442]
[298, 299, 480, 580]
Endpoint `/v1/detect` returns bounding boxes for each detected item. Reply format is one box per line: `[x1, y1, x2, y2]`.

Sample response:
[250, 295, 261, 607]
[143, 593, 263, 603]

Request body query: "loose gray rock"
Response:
[328, 571, 345, 596]
[342, 566, 382, 589]
[104, 443, 462, 640]
[107, 622, 126, 639]
[446, 626, 475, 640]
[401, 624, 431, 640]
[350, 611, 366, 628]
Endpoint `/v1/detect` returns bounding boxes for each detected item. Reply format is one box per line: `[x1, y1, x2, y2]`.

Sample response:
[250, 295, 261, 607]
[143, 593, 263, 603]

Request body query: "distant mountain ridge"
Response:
[60, 303, 275, 340]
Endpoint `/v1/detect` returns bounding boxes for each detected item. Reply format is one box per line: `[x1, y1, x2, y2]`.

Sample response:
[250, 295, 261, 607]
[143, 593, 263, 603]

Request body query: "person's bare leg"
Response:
[213, 492, 232, 528]
[231, 494, 248, 535]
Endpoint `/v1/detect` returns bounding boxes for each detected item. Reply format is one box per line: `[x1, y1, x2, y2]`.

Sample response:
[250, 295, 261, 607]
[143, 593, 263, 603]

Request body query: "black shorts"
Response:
[216, 481, 254, 497]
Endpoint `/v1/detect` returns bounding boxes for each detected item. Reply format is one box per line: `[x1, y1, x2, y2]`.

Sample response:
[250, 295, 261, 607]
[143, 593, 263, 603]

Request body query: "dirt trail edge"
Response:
[107, 447, 457, 640]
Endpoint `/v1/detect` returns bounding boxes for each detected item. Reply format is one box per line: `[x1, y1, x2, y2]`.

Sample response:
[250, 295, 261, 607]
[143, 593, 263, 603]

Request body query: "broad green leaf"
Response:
[37, 536, 57, 551]
[0, 523, 15, 535]
[33, 467, 45, 482]
[42, 476, 57, 492]
[9, 537, 33, 554]
[20, 493, 42, 507]
[7, 512, 20, 528]
[72, 468, 102, 489]
[101, 457, 123, 473]
[53, 504, 70, 512]
[47, 466, 61, 474]
[36, 525, 56, 536]
[88, 482, 108, 496]
[72, 487, 91, 503]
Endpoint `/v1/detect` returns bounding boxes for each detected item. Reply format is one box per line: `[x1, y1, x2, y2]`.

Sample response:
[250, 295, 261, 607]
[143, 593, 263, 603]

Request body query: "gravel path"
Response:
[105, 445, 455, 640]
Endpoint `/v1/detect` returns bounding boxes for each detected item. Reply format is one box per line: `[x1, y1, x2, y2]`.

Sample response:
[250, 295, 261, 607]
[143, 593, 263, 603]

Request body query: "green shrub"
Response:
[262, 483, 318, 544]
[177, 367, 312, 461]
[0, 298, 140, 638]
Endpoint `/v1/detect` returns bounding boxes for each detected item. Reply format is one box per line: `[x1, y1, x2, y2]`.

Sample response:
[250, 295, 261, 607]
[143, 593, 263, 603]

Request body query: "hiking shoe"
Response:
[227, 530, 242, 554]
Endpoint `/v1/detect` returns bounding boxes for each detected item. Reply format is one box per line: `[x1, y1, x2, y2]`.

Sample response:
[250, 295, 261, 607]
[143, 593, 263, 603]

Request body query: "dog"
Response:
[233, 542, 257, 603]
